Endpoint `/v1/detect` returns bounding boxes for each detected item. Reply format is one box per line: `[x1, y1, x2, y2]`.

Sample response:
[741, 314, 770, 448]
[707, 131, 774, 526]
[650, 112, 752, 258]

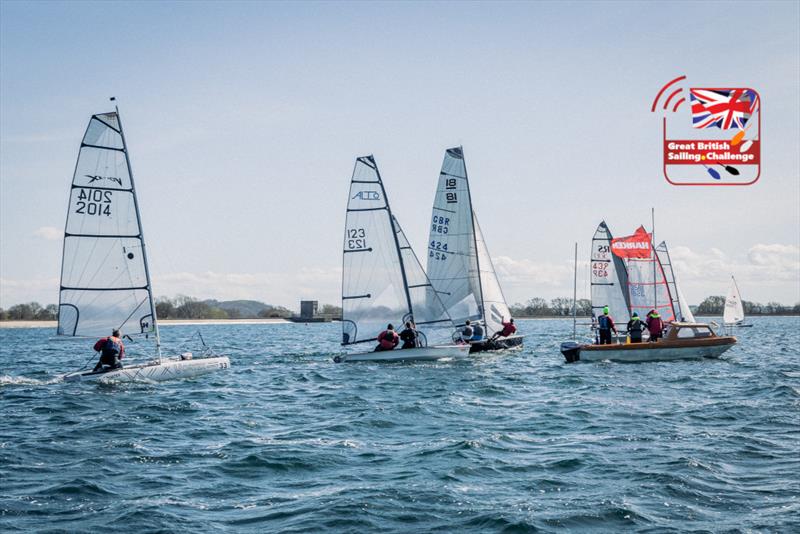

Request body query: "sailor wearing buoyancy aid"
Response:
[646, 310, 664, 342]
[375, 324, 399, 352]
[92, 329, 125, 372]
[597, 307, 617, 345]
[626, 312, 645, 343]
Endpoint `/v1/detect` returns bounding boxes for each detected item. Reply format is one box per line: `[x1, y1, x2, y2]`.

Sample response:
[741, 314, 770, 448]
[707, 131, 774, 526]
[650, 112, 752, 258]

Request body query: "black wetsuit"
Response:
[399, 327, 418, 349]
[627, 318, 645, 343]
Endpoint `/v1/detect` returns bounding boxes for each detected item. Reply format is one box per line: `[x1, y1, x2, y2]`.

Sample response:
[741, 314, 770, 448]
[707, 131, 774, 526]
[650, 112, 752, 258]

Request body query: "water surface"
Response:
[1, 318, 798, 532]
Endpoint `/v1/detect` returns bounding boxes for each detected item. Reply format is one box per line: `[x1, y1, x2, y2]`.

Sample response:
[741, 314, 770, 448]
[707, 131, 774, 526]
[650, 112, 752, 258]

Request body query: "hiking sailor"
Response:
[92, 329, 125, 372]
[375, 324, 400, 352]
[489, 318, 517, 342]
[597, 307, 618, 345]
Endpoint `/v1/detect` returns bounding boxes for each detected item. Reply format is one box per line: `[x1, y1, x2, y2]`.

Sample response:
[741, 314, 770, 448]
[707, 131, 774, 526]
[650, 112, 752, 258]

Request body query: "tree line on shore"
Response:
[508, 296, 800, 317]
[0, 297, 343, 321]
[2, 296, 796, 321]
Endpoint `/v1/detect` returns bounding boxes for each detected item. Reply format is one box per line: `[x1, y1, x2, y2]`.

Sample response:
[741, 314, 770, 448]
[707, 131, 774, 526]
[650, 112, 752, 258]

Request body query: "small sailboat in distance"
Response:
[336, 155, 469, 363]
[425, 147, 523, 353]
[723, 275, 752, 329]
[58, 104, 230, 382]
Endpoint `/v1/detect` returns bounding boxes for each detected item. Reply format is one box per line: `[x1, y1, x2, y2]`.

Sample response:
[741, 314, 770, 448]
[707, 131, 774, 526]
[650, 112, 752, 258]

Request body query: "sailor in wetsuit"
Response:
[399, 321, 418, 349]
[93, 329, 125, 372]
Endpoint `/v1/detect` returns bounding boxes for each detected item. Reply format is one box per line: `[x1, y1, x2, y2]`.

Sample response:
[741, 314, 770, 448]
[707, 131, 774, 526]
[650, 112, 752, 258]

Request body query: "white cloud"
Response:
[33, 226, 62, 241]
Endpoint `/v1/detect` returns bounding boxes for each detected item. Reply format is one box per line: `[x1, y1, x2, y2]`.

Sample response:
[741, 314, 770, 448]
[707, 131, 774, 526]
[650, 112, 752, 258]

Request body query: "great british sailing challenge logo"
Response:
[651, 75, 761, 186]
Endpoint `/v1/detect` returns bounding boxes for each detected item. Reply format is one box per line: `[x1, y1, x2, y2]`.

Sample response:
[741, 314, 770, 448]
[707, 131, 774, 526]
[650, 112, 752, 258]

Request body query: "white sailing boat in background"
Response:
[336, 155, 469, 363]
[425, 147, 522, 353]
[723, 275, 751, 329]
[654, 241, 695, 322]
[59, 105, 230, 382]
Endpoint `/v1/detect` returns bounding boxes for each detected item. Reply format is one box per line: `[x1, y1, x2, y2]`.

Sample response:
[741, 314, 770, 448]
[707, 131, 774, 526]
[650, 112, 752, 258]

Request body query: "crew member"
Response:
[597, 307, 617, 345]
[489, 318, 516, 342]
[375, 324, 399, 352]
[461, 320, 474, 342]
[471, 321, 485, 341]
[626, 312, 645, 343]
[92, 329, 125, 372]
[399, 321, 418, 349]
[646, 310, 664, 342]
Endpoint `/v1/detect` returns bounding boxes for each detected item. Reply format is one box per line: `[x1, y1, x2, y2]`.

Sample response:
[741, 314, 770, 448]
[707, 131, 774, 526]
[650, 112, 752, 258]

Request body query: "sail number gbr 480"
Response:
[74, 188, 113, 217]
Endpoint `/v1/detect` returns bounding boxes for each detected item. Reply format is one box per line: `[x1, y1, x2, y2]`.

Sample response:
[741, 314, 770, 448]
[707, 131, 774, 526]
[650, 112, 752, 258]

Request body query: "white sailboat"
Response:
[59, 106, 230, 382]
[723, 275, 750, 328]
[336, 155, 469, 363]
[425, 147, 522, 353]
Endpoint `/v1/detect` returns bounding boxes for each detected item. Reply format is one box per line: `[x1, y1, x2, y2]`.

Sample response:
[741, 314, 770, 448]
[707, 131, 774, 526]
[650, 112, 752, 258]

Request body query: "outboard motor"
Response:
[560, 342, 581, 363]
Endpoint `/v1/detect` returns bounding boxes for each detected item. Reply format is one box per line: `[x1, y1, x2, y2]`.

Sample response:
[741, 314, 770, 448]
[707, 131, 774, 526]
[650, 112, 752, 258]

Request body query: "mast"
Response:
[572, 241, 578, 340]
[115, 101, 162, 361]
[372, 157, 414, 320]
[652, 207, 657, 313]
[462, 147, 486, 327]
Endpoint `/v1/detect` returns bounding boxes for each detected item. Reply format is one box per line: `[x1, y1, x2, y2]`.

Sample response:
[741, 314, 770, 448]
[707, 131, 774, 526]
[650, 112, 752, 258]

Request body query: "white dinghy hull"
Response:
[334, 344, 469, 363]
[63, 356, 230, 383]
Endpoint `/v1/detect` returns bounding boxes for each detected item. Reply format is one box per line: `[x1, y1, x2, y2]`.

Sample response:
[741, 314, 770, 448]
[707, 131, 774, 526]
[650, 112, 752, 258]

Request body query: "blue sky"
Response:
[1, 1, 798, 309]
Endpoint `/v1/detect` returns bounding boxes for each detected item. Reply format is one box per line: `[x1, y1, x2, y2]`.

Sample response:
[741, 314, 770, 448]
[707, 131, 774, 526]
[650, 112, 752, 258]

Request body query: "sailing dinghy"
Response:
[58, 106, 230, 382]
[562, 223, 735, 363]
[723, 275, 752, 329]
[336, 155, 469, 363]
[426, 147, 522, 353]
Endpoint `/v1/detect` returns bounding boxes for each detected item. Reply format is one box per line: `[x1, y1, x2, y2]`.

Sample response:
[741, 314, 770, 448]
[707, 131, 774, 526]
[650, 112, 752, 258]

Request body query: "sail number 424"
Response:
[75, 188, 112, 217]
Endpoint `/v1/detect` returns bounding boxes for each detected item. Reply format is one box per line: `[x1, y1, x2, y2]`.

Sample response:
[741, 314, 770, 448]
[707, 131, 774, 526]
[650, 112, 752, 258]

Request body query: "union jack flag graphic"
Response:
[690, 88, 759, 129]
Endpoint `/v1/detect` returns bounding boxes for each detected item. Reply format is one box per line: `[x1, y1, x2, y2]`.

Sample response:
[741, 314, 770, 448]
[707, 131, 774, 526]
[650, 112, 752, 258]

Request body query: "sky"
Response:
[1, 0, 799, 310]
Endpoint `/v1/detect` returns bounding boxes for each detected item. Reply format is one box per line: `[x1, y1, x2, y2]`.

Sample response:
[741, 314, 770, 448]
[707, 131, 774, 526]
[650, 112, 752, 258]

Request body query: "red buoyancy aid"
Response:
[377, 330, 398, 349]
[501, 322, 516, 337]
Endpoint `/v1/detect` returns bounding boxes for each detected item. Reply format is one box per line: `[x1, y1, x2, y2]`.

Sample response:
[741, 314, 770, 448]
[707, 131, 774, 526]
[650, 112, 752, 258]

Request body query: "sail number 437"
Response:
[75, 188, 112, 217]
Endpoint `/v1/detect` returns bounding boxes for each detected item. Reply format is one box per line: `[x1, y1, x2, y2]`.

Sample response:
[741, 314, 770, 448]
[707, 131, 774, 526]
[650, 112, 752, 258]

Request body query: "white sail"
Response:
[590, 222, 631, 324]
[392, 215, 453, 345]
[57, 111, 157, 338]
[426, 147, 481, 327]
[655, 241, 695, 322]
[425, 147, 511, 335]
[723, 276, 745, 324]
[474, 215, 511, 334]
[342, 155, 454, 346]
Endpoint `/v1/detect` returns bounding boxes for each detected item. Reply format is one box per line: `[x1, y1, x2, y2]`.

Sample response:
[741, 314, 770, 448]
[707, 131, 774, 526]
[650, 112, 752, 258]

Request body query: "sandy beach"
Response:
[0, 318, 291, 329]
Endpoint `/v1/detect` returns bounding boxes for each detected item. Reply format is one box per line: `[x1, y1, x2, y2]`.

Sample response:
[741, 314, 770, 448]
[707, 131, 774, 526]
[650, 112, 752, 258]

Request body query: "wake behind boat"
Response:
[337, 155, 469, 363]
[56, 105, 229, 382]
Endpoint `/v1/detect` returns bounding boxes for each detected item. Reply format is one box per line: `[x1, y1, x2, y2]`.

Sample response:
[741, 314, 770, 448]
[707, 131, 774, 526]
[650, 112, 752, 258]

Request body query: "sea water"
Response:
[1, 317, 798, 532]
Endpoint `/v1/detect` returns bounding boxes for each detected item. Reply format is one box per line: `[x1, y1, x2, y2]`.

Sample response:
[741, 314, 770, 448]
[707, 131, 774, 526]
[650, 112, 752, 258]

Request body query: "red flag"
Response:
[611, 226, 652, 258]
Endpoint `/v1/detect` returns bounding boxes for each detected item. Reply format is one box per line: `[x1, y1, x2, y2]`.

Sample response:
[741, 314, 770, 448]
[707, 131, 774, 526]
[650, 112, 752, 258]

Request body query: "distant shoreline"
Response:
[0, 318, 291, 329]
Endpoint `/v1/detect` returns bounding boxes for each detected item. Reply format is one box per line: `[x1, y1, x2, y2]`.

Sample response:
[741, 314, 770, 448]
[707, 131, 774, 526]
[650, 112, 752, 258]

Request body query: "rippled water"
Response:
[1, 318, 799, 532]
